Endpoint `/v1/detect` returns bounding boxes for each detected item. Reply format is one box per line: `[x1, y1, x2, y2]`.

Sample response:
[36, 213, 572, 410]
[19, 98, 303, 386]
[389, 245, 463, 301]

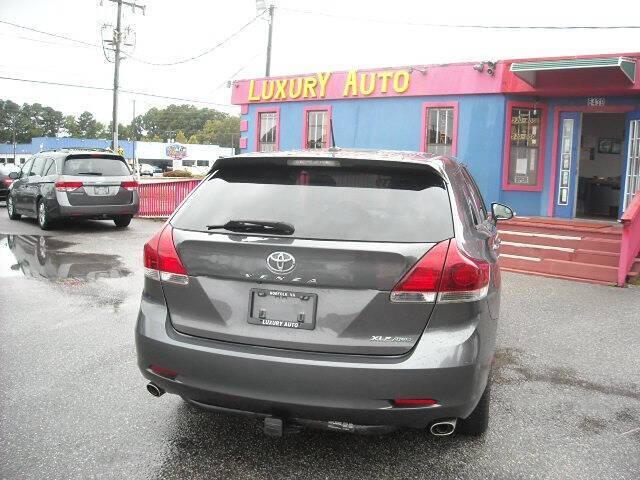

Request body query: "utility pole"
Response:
[104, 0, 146, 152]
[111, 0, 123, 151]
[132, 99, 138, 180]
[265, 4, 274, 76]
[13, 122, 16, 165]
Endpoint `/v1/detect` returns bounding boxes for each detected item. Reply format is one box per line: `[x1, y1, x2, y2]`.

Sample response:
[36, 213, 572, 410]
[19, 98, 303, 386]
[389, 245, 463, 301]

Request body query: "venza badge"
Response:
[266, 251, 296, 274]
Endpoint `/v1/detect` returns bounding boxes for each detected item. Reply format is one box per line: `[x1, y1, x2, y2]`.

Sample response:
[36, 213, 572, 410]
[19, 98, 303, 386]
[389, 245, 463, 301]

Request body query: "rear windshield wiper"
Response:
[207, 220, 295, 235]
[76, 172, 103, 176]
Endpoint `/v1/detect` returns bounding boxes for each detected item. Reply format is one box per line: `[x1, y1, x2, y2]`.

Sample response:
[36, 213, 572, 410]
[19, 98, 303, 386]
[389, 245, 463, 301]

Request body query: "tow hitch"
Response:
[263, 417, 303, 437]
[263, 417, 284, 437]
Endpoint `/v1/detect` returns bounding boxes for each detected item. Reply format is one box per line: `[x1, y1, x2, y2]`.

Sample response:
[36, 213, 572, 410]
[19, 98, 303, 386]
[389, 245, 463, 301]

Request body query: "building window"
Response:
[421, 103, 458, 156]
[196, 160, 209, 167]
[304, 107, 331, 149]
[425, 108, 454, 155]
[182, 160, 195, 167]
[503, 103, 546, 191]
[257, 111, 278, 152]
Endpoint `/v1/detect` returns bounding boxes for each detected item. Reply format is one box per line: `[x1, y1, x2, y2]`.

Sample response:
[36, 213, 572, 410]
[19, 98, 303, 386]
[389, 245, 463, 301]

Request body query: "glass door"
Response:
[622, 111, 640, 213]
[555, 112, 581, 218]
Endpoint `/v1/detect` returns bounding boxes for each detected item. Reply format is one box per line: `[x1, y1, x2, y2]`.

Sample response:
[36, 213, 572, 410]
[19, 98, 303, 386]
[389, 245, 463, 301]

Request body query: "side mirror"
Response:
[491, 202, 514, 222]
[8, 171, 19, 179]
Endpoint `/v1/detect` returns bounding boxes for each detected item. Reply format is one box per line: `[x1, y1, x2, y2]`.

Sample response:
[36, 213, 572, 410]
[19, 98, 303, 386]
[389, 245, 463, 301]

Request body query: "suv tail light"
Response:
[390, 239, 489, 303]
[121, 180, 138, 191]
[3, 178, 13, 186]
[143, 225, 189, 285]
[55, 181, 83, 192]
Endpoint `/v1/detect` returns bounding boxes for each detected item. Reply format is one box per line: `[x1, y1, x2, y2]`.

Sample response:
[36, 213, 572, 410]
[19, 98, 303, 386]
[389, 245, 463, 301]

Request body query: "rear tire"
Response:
[7, 196, 21, 220]
[457, 380, 490, 436]
[113, 215, 132, 228]
[37, 200, 52, 230]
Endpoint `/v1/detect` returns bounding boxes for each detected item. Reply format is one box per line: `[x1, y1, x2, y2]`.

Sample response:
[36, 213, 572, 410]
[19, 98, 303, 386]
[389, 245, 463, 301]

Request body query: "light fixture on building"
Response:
[473, 61, 496, 76]
[409, 66, 427, 75]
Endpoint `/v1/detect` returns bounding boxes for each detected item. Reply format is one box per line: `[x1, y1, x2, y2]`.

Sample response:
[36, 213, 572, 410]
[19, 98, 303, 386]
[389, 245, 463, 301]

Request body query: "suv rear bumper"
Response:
[52, 191, 139, 218]
[136, 294, 495, 429]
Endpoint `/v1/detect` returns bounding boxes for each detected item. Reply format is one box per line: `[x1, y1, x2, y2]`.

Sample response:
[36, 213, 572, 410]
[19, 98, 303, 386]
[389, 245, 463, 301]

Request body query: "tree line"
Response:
[0, 100, 240, 149]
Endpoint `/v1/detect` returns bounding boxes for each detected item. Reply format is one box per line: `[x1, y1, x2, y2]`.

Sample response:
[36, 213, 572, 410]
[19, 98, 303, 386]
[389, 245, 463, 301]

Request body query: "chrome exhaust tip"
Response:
[429, 418, 457, 436]
[146, 382, 165, 397]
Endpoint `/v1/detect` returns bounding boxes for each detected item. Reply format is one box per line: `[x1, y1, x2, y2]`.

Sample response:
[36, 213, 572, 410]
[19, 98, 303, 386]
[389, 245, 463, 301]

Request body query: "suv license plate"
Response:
[94, 186, 110, 195]
[248, 289, 317, 330]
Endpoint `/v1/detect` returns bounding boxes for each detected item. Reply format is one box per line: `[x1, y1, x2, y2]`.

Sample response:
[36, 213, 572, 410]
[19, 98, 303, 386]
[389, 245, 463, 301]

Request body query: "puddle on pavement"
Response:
[0, 234, 131, 282]
[492, 347, 640, 401]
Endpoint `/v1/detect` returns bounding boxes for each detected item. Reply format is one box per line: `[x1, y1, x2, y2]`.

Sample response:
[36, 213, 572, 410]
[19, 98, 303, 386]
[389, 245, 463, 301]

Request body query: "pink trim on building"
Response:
[501, 101, 548, 192]
[302, 105, 333, 149]
[231, 52, 640, 105]
[419, 102, 459, 156]
[254, 107, 281, 152]
[240, 104, 249, 115]
[239, 120, 248, 132]
[239, 137, 248, 149]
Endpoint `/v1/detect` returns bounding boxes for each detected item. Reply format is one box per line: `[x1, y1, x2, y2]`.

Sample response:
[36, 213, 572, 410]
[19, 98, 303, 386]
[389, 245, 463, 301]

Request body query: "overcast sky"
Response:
[0, 0, 638, 125]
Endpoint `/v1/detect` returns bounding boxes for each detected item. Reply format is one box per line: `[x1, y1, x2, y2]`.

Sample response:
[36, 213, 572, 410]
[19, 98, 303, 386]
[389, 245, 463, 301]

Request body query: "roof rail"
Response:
[38, 147, 114, 154]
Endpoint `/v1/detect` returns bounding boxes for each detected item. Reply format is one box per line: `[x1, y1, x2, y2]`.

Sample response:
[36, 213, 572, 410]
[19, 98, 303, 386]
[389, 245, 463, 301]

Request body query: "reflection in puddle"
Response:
[0, 234, 130, 281]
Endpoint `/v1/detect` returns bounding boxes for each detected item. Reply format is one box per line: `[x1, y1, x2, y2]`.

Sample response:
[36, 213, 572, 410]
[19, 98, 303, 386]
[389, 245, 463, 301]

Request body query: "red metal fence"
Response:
[137, 179, 200, 217]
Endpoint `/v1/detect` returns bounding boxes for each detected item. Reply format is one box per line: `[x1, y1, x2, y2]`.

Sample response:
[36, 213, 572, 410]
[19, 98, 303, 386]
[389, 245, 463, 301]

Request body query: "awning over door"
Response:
[510, 56, 636, 86]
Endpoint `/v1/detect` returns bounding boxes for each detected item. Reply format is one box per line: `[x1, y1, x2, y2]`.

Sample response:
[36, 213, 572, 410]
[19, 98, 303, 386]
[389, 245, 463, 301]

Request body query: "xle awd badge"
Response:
[266, 251, 296, 275]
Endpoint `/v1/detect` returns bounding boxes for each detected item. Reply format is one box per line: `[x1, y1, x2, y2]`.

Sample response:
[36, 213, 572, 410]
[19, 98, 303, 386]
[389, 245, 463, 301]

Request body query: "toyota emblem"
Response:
[266, 251, 296, 274]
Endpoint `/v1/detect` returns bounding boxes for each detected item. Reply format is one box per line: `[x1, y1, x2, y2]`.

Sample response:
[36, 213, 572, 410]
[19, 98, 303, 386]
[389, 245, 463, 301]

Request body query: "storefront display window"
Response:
[503, 102, 546, 191]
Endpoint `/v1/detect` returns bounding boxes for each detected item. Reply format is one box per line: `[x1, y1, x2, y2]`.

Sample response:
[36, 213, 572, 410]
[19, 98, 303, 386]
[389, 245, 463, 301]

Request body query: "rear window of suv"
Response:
[172, 160, 454, 242]
[63, 156, 131, 176]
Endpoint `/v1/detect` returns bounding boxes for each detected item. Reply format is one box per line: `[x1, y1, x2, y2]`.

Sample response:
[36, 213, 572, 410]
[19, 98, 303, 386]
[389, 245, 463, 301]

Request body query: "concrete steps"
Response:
[498, 217, 625, 285]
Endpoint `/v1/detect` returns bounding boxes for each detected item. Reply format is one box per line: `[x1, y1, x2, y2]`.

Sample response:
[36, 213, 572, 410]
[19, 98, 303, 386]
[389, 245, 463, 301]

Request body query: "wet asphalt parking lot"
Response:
[0, 211, 638, 480]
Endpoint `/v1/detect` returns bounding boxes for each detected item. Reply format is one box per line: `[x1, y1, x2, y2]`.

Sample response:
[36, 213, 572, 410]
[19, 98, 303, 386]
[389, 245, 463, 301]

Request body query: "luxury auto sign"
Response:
[246, 69, 411, 102]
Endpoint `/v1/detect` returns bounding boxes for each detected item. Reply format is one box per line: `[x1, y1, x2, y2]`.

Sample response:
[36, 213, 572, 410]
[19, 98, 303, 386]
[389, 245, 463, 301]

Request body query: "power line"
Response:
[128, 11, 267, 66]
[280, 7, 640, 29]
[212, 52, 264, 91]
[0, 31, 95, 49]
[1, 13, 267, 67]
[0, 19, 99, 46]
[0, 75, 235, 109]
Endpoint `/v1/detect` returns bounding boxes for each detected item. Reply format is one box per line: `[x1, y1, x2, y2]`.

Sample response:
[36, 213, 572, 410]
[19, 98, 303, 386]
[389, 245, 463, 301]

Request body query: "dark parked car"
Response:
[135, 149, 513, 437]
[0, 163, 20, 201]
[7, 149, 139, 230]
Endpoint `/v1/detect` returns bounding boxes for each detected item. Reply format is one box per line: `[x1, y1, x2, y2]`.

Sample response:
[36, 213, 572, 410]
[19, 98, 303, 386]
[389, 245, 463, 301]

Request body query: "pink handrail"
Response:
[618, 193, 640, 286]
[137, 179, 201, 217]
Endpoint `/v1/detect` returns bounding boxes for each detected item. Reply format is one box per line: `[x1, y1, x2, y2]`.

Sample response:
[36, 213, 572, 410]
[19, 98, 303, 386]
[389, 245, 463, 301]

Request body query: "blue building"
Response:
[0, 137, 135, 165]
[0, 137, 232, 173]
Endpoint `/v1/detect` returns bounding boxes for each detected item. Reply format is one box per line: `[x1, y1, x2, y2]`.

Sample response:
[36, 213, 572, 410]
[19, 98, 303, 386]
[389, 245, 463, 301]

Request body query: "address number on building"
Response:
[587, 97, 605, 107]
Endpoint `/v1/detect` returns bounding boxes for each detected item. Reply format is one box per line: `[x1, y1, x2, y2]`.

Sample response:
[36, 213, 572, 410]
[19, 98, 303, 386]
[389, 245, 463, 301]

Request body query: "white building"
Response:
[134, 142, 234, 175]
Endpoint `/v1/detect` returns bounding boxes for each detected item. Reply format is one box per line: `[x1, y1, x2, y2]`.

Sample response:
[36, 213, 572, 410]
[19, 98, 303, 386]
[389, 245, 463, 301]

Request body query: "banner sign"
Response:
[230, 64, 504, 105]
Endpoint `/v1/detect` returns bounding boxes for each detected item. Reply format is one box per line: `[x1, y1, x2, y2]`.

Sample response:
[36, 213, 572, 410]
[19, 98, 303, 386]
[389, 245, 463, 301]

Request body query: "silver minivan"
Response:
[7, 149, 139, 229]
[136, 149, 513, 437]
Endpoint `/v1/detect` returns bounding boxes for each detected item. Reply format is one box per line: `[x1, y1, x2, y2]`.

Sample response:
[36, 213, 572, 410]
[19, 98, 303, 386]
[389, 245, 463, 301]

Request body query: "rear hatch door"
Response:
[165, 157, 454, 355]
[60, 154, 134, 206]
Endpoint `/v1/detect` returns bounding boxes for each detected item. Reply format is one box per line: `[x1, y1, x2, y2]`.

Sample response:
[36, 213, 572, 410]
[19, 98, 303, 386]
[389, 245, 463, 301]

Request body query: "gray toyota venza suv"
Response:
[136, 149, 513, 437]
